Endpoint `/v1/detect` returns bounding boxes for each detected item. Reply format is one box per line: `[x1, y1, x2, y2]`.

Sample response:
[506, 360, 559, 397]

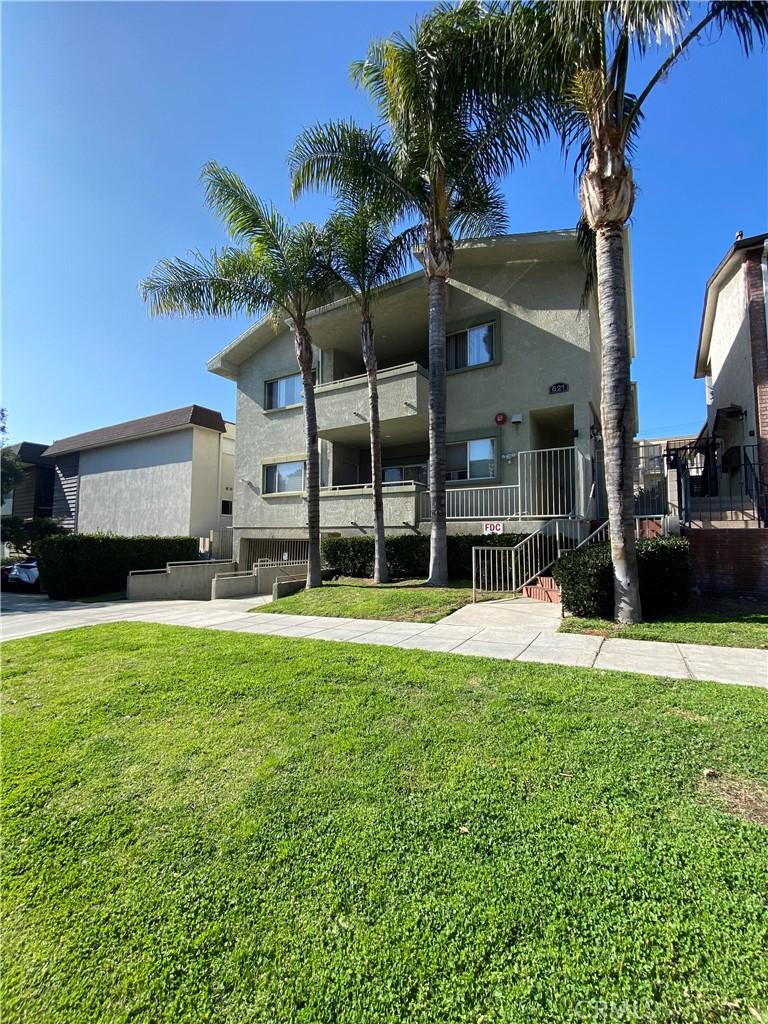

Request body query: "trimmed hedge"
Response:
[553, 536, 691, 619]
[321, 532, 527, 581]
[33, 533, 199, 599]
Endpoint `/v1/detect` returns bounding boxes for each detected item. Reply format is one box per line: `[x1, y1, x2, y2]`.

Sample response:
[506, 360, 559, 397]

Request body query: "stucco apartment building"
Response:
[43, 405, 235, 539]
[208, 230, 636, 566]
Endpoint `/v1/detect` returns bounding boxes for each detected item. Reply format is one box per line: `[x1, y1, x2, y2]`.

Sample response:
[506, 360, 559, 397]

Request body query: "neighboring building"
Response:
[667, 231, 768, 595]
[43, 405, 235, 538]
[208, 229, 638, 566]
[694, 232, 768, 461]
[1, 442, 55, 519]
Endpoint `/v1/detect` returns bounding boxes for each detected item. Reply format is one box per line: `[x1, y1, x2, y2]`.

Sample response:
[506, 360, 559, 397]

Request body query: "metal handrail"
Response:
[471, 517, 579, 602]
[574, 520, 609, 550]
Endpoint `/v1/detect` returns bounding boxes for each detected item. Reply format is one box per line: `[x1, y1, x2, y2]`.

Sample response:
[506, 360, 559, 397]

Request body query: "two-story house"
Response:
[43, 405, 235, 539]
[208, 230, 636, 567]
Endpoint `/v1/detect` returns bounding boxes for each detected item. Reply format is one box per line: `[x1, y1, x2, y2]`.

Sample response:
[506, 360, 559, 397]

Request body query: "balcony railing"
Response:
[418, 484, 519, 521]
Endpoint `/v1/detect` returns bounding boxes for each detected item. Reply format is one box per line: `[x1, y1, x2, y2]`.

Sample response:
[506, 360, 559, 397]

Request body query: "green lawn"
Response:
[3, 624, 768, 1023]
[260, 576, 476, 622]
[560, 596, 768, 649]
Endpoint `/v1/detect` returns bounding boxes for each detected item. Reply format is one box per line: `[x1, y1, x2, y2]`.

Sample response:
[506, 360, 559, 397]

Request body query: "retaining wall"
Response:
[211, 572, 260, 600]
[127, 559, 236, 601]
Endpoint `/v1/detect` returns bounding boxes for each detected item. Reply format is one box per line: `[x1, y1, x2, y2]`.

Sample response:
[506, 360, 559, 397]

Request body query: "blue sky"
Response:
[3, 1, 766, 445]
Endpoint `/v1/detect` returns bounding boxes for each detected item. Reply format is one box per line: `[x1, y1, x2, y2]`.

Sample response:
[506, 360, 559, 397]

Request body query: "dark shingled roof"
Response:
[6, 442, 53, 466]
[43, 405, 226, 458]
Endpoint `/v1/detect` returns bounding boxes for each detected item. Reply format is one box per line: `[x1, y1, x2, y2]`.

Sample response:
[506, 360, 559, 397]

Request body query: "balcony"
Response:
[315, 362, 429, 446]
[316, 447, 590, 530]
[320, 481, 424, 530]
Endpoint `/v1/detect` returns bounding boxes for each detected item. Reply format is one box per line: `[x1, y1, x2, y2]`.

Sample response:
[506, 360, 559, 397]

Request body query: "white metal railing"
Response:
[574, 520, 609, 550]
[418, 484, 519, 521]
[471, 519, 580, 601]
[416, 447, 588, 523]
[518, 446, 587, 518]
[241, 538, 310, 565]
[322, 480, 425, 494]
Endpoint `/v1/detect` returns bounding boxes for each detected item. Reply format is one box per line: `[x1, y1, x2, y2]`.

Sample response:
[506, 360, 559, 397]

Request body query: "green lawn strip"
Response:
[3, 623, 767, 1023]
[559, 596, 768, 649]
[258, 576, 475, 622]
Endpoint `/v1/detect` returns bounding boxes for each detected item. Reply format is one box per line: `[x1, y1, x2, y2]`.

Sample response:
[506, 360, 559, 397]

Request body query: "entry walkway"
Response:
[1, 594, 766, 689]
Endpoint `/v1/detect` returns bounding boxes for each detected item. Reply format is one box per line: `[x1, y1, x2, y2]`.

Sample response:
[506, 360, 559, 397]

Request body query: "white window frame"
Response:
[446, 437, 496, 482]
[265, 372, 304, 410]
[446, 321, 495, 371]
[263, 460, 306, 494]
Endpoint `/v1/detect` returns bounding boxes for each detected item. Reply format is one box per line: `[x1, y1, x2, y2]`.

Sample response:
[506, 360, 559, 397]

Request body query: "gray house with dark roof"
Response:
[43, 405, 235, 538]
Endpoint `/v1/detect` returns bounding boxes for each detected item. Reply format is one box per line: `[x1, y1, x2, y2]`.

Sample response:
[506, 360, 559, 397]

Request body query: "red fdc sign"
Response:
[482, 521, 504, 535]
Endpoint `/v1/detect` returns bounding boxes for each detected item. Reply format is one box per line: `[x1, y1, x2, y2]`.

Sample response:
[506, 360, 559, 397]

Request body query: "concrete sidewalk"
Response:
[2, 593, 766, 689]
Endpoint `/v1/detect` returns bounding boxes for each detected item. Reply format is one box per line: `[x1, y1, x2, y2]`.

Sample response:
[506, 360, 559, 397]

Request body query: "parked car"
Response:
[1, 559, 41, 592]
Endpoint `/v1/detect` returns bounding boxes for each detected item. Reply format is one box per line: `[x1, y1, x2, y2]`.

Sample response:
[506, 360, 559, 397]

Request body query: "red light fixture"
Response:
[494, 412, 507, 425]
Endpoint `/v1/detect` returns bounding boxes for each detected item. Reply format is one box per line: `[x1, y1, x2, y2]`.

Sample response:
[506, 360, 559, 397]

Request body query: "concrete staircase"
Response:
[522, 575, 561, 603]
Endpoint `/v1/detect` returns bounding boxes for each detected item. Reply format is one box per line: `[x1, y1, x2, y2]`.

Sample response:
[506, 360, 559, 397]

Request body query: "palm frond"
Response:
[710, 0, 768, 52]
[201, 161, 287, 252]
[140, 248, 272, 320]
[289, 120, 413, 217]
[450, 177, 508, 240]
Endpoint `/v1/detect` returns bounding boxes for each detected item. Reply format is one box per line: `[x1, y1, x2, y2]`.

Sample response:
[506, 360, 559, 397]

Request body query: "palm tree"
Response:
[290, 15, 546, 585]
[323, 202, 418, 583]
[140, 161, 335, 589]
[426, 0, 768, 622]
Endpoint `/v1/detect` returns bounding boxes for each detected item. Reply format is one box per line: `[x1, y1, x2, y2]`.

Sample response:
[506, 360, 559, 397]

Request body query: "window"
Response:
[264, 461, 305, 494]
[220, 500, 233, 515]
[265, 372, 304, 410]
[382, 463, 428, 485]
[446, 438, 496, 481]
[446, 322, 495, 371]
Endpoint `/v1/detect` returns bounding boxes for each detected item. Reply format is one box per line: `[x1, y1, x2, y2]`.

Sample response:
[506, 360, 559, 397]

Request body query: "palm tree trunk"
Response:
[294, 322, 322, 589]
[427, 273, 448, 585]
[361, 312, 389, 584]
[594, 224, 642, 623]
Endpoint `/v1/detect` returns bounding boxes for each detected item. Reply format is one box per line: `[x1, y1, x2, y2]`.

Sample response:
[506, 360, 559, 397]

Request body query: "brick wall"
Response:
[745, 250, 768, 523]
[688, 530, 768, 596]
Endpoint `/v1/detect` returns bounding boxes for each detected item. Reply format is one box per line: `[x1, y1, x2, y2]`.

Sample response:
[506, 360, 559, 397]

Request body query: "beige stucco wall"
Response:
[189, 426, 225, 537]
[704, 263, 755, 444]
[220, 423, 235, 504]
[76, 425, 232, 539]
[77, 430, 195, 536]
[230, 248, 601, 545]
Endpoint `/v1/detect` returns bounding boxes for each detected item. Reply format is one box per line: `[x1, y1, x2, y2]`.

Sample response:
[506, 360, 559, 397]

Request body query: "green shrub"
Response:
[554, 536, 691, 619]
[33, 533, 199, 599]
[321, 532, 527, 581]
